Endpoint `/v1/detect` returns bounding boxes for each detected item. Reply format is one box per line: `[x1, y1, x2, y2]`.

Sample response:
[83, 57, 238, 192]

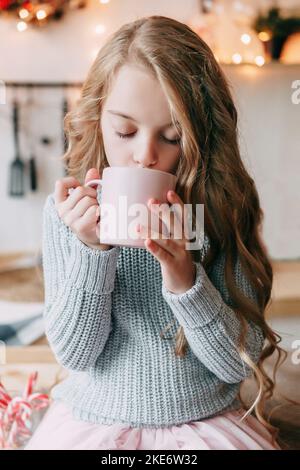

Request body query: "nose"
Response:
[133, 138, 158, 168]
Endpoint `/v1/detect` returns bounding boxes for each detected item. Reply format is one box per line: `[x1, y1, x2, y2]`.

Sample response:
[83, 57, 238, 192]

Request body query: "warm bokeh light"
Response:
[19, 8, 29, 20]
[36, 9, 47, 20]
[281, 32, 300, 64]
[241, 33, 251, 45]
[232, 53, 242, 64]
[255, 55, 265, 66]
[17, 21, 28, 32]
[258, 31, 271, 42]
[1, 1, 89, 27]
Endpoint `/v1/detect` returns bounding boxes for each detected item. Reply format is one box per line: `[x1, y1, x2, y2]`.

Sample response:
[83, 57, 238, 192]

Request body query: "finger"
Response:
[148, 199, 182, 241]
[65, 196, 98, 224]
[144, 237, 174, 265]
[54, 177, 81, 204]
[62, 186, 97, 212]
[79, 203, 99, 224]
[72, 204, 98, 233]
[148, 200, 171, 235]
[138, 224, 176, 257]
[167, 191, 189, 241]
[77, 196, 98, 219]
[85, 167, 100, 185]
[137, 223, 163, 240]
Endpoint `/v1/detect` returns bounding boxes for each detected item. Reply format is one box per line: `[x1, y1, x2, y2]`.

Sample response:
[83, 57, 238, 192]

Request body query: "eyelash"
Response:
[115, 132, 181, 146]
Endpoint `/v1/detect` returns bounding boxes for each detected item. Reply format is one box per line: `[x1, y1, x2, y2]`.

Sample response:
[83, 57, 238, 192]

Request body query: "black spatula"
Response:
[29, 154, 37, 191]
[27, 87, 38, 191]
[62, 93, 69, 176]
[8, 100, 25, 197]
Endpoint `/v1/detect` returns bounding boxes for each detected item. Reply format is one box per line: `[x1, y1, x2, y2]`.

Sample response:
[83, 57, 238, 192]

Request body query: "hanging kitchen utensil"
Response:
[8, 97, 25, 197]
[29, 154, 37, 191]
[62, 89, 69, 176]
[27, 87, 38, 191]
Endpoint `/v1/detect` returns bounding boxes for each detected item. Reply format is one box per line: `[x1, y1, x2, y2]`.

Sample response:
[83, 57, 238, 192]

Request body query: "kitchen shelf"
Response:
[1, 62, 300, 90]
[3, 82, 83, 88]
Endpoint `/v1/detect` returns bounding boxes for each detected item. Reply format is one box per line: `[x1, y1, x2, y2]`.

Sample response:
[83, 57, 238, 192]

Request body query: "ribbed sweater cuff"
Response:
[161, 261, 223, 329]
[66, 233, 120, 294]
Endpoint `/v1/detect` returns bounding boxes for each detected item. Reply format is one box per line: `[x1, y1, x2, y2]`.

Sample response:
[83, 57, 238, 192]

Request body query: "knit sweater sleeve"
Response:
[161, 251, 265, 384]
[42, 193, 120, 372]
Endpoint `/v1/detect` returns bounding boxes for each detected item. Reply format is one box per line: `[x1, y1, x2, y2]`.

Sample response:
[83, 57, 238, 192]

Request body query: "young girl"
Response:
[25, 16, 284, 450]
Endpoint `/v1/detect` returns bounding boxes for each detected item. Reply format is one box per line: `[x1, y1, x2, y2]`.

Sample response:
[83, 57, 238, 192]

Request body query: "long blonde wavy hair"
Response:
[60, 15, 293, 447]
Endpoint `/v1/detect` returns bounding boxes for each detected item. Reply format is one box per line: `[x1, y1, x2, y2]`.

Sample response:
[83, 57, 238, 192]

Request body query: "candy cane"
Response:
[23, 372, 38, 400]
[0, 372, 50, 449]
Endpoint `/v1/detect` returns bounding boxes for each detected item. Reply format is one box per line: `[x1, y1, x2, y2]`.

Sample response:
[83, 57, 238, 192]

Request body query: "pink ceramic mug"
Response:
[85, 166, 177, 248]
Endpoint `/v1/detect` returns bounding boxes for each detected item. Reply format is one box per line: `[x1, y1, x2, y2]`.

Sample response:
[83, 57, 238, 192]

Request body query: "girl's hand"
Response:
[136, 190, 196, 294]
[54, 168, 112, 251]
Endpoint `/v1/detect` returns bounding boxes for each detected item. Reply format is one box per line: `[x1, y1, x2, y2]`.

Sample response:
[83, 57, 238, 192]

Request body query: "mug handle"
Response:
[68, 179, 102, 196]
[84, 178, 103, 189]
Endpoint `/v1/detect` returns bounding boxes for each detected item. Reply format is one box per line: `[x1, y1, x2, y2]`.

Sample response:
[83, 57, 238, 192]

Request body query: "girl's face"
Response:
[100, 64, 181, 174]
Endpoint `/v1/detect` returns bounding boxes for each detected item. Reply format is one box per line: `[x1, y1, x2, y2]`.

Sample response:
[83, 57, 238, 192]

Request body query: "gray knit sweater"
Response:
[42, 192, 264, 428]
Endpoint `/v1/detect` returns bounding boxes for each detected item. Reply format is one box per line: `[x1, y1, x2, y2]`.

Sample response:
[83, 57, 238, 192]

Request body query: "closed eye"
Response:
[115, 131, 181, 146]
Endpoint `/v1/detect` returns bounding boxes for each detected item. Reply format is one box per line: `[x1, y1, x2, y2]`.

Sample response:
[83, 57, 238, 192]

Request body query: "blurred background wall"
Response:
[0, 0, 299, 258]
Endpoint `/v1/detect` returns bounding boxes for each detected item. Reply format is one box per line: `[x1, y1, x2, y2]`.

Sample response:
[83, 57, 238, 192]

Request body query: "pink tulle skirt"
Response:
[24, 399, 280, 450]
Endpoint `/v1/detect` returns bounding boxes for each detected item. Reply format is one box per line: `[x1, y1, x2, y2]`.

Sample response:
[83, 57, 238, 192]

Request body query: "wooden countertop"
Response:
[267, 260, 300, 317]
